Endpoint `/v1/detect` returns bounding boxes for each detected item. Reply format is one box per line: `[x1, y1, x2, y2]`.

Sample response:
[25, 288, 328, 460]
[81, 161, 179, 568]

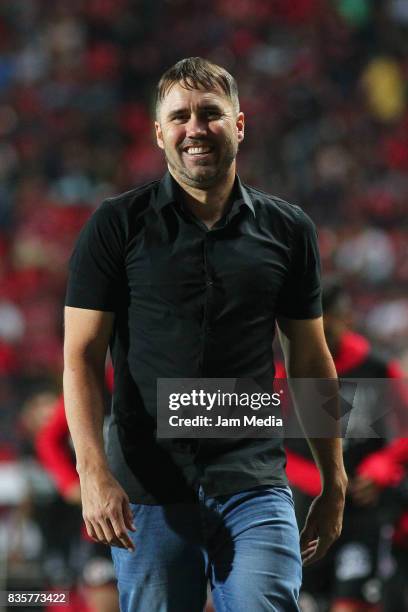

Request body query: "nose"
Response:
[186, 113, 207, 137]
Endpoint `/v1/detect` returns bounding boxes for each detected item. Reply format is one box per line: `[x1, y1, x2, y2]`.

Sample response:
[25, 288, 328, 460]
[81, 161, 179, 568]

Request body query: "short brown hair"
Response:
[156, 57, 239, 118]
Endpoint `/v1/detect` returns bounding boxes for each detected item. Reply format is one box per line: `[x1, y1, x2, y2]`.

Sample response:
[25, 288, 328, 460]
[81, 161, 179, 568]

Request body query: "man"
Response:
[64, 57, 347, 612]
[285, 279, 408, 612]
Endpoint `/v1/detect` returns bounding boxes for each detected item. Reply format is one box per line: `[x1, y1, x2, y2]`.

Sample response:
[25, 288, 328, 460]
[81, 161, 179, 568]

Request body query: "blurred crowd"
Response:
[0, 0, 407, 609]
[0, 0, 406, 383]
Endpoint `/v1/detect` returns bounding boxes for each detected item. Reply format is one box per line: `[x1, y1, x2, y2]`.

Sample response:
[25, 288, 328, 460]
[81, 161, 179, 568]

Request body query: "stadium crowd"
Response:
[0, 0, 407, 381]
[0, 0, 407, 610]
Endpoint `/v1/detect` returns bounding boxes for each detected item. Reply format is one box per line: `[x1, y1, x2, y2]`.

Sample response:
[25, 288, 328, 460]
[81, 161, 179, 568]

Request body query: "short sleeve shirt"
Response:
[66, 172, 322, 503]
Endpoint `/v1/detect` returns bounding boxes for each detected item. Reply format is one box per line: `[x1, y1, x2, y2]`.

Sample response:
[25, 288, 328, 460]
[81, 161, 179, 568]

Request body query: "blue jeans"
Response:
[111, 485, 302, 612]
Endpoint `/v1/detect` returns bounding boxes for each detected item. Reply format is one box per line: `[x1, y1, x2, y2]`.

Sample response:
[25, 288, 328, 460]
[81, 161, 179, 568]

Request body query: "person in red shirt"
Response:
[284, 279, 408, 612]
[35, 367, 119, 612]
[357, 439, 408, 612]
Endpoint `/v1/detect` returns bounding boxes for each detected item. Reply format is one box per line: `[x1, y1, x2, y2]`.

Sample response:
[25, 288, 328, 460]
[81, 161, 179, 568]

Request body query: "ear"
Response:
[236, 111, 245, 143]
[155, 121, 165, 150]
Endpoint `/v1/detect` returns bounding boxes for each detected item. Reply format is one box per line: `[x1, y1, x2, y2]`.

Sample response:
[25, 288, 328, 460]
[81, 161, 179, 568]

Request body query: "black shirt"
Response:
[66, 172, 322, 503]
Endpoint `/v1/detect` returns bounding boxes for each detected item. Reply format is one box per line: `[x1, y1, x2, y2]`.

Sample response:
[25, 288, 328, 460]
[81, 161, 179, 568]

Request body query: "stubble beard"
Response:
[164, 137, 238, 190]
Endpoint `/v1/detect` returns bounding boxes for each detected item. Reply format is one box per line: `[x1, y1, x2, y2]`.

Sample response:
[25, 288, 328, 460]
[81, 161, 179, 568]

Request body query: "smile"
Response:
[183, 146, 213, 156]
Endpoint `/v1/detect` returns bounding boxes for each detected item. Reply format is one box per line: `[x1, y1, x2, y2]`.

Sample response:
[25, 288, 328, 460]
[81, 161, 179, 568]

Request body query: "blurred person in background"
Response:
[34, 373, 119, 612]
[63, 57, 347, 612]
[284, 279, 408, 612]
[17, 388, 85, 610]
[373, 442, 408, 612]
[0, 390, 58, 599]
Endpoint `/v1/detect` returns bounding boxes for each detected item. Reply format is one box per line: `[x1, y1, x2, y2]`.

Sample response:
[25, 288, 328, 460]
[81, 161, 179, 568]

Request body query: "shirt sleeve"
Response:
[65, 200, 126, 312]
[276, 208, 322, 319]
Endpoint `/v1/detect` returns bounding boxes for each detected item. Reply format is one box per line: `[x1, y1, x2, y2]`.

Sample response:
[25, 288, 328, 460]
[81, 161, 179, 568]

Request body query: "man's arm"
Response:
[63, 306, 135, 551]
[277, 315, 348, 566]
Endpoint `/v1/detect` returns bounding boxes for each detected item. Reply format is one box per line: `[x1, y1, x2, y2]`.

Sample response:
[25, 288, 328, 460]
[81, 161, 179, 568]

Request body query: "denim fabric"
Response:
[111, 485, 302, 612]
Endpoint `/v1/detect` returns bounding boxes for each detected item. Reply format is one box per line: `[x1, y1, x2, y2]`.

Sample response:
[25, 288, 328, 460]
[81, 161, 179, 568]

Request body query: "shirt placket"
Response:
[200, 229, 217, 375]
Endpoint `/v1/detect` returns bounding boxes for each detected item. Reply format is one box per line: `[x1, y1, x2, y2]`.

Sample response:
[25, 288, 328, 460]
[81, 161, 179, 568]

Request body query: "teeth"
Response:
[186, 146, 211, 155]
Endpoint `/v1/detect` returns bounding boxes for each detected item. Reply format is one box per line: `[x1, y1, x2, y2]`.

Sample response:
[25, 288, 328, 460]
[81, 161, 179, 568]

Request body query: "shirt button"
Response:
[206, 279, 213, 287]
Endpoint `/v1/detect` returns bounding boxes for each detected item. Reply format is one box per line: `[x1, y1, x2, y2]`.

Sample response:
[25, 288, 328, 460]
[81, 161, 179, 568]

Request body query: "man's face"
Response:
[155, 82, 244, 190]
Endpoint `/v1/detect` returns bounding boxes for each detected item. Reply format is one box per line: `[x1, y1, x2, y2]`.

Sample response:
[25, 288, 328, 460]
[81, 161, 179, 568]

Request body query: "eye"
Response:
[205, 110, 222, 120]
[171, 115, 188, 124]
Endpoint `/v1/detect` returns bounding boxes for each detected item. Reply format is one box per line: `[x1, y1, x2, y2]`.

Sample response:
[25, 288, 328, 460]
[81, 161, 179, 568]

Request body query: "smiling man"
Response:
[156, 80, 241, 188]
[64, 57, 347, 612]
[155, 61, 244, 228]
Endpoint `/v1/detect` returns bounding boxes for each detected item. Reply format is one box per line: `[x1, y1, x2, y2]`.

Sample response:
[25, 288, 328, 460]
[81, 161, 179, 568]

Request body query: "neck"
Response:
[170, 166, 236, 227]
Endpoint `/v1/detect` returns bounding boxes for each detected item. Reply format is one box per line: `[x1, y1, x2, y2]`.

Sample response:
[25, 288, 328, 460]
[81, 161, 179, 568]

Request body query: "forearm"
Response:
[287, 350, 347, 491]
[62, 310, 135, 549]
[305, 438, 347, 492]
[63, 355, 108, 475]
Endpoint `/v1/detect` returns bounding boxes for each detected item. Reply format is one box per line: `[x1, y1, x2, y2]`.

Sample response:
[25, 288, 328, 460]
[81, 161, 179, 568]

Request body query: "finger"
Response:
[301, 547, 318, 562]
[107, 516, 136, 551]
[300, 526, 318, 550]
[303, 545, 326, 566]
[90, 520, 109, 545]
[303, 552, 318, 566]
[123, 500, 137, 531]
[84, 519, 103, 543]
[96, 516, 125, 549]
[300, 538, 318, 551]
[98, 517, 127, 549]
[301, 540, 318, 557]
[307, 538, 330, 564]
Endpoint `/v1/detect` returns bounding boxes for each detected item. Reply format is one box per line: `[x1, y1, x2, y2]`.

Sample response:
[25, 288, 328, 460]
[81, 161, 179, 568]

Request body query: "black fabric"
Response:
[66, 172, 322, 503]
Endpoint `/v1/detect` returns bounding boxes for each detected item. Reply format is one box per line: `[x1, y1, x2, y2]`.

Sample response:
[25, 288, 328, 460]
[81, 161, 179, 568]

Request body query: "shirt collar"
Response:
[154, 171, 176, 211]
[233, 175, 256, 217]
[154, 171, 256, 217]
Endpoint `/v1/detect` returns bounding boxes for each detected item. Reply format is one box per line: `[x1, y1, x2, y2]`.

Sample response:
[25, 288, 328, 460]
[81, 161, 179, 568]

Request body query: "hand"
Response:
[349, 475, 380, 507]
[300, 485, 346, 566]
[79, 467, 136, 551]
